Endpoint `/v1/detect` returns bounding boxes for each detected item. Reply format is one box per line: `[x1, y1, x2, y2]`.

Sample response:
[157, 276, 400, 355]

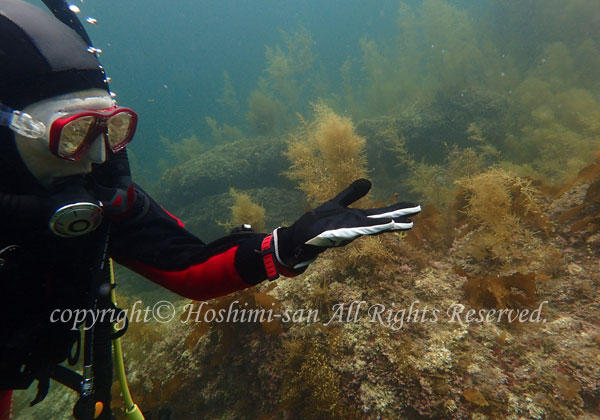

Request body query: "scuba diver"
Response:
[0, 0, 421, 419]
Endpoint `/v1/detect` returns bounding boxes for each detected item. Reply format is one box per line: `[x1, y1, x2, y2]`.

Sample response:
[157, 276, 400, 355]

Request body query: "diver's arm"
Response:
[0, 390, 12, 420]
[94, 150, 296, 300]
[108, 187, 280, 301]
[108, 178, 421, 301]
[104, 157, 419, 300]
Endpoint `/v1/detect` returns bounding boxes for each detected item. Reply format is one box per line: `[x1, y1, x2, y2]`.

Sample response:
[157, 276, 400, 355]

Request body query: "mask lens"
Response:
[107, 112, 134, 150]
[59, 116, 95, 157]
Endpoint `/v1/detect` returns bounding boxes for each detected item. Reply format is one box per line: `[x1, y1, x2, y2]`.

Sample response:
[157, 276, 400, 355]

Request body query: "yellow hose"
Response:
[109, 259, 145, 420]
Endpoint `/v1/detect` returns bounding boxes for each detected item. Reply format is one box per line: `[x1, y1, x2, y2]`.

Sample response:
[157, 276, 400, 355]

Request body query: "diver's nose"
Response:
[85, 134, 107, 164]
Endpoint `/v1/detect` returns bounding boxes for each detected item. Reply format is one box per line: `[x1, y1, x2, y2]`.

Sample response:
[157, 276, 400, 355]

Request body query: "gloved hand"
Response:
[91, 149, 138, 221]
[274, 178, 421, 271]
[92, 178, 136, 220]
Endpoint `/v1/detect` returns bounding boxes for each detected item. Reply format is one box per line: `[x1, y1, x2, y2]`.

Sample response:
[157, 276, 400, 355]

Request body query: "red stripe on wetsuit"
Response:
[115, 246, 250, 301]
[0, 391, 12, 420]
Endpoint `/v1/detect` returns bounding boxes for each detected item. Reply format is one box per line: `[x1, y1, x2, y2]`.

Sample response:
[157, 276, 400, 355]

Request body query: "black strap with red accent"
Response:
[261, 234, 298, 281]
[261, 234, 278, 281]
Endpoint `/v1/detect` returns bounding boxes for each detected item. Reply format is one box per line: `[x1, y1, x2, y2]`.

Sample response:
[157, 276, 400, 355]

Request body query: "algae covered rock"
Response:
[155, 136, 307, 241]
[164, 186, 306, 242]
[157, 137, 294, 205]
[356, 87, 510, 165]
[352, 87, 510, 198]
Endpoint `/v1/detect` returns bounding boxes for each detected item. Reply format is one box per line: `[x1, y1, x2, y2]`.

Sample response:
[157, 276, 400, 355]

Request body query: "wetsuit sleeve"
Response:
[0, 390, 12, 420]
[108, 185, 269, 301]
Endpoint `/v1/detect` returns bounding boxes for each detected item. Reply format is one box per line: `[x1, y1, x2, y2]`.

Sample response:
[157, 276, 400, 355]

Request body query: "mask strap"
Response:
[0, 104, 11, 127]
[0, 103, 46, 139]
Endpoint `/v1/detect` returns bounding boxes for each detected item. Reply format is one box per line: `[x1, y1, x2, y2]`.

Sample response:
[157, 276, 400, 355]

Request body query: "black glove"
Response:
[92, 179, 137, 220]
[274, 178, 421, 270]
[91, 149, 138, 221]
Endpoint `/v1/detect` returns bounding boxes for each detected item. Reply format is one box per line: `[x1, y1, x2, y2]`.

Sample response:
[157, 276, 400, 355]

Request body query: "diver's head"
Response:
[11, 89, 137, 187]
[0, 0, 135, 190]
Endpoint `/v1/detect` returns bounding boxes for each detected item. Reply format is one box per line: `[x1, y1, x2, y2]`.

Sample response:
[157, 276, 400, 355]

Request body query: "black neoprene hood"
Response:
[0, 0, 109, 193]
[0, 0, 108, 109]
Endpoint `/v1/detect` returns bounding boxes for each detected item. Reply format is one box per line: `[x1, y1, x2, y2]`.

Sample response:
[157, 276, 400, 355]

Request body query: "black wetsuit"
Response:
[0, 152, 272, 416]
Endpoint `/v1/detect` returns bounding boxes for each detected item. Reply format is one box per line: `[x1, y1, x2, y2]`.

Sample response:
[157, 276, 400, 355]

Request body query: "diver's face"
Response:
[14, 89, 115, 188]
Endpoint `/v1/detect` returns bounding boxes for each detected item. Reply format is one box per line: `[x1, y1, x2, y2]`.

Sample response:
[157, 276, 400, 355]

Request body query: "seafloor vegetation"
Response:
[12, 0, 600, 419]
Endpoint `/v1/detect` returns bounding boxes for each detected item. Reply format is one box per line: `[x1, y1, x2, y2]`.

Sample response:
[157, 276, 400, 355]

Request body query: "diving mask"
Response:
[1, 103, 138, 161]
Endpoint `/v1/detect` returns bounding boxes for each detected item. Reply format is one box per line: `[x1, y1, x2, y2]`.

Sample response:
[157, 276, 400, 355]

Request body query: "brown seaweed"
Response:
[456, 267, 538, 309]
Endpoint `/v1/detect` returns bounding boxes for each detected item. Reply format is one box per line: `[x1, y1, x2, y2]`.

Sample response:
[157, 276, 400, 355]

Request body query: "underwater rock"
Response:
[157, 89, 509, 210]
[356, 87, 510, 168]
[11, 383, 78, 420]
[163, 186, 305, 242]
[158, 88, 509, 212]
[350, 87, 509, 200]
[157, 137, 294, 206]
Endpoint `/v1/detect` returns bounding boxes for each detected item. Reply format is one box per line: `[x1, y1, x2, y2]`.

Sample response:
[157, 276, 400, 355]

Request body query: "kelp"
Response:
[246, 88, 288, 136]
[159, 134, 206, 164]
[271, 329, 359, 420]
[453, 168, 554, 272]
[218, 188, 267, 233]
[463, 388, 489, 407]
[456, 168, 553, 237]
[182, 284, 282, 366]
[265, 27, 314, 108]
[455, 267, 539, 310]
[284, 102, 368, 207]
[557, 153, 600, 238]
[390, 122, 500, 211]
[205, 116, 242, 143]
[405, 205, 444, 248]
